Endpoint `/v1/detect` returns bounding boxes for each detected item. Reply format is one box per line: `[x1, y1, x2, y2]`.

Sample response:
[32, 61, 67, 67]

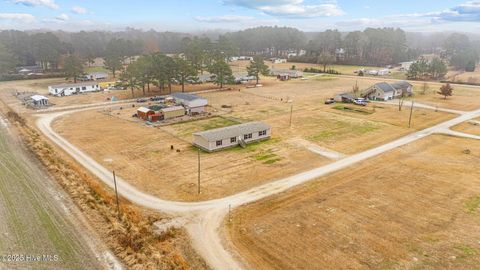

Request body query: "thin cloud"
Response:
[13, 0, 59, 9]
[71, 6, 87, 15]
[194, 15, 253, 23]
[336, 1, 480, 30]
[0, 13, 36, 23]
[223, 0, 345, 18]
[432, 1, 480, 22]
[55, 13, 69, 21]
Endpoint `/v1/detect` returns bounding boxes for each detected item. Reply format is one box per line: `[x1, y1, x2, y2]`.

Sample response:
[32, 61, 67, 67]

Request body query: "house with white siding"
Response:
[193, 122, 271, 152]
[362, 81, 413, 101]
[48, 82, 100, 97]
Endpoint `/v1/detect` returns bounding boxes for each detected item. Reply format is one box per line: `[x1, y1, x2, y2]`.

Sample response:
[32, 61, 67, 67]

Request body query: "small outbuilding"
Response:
[334, 92, 356, 103]
[137, 107, 155, 120]
[30, 95, 49, 107]
[193, 121, 271, 152]
[171, 93, 208, 115]
[160, 106, 185, 119]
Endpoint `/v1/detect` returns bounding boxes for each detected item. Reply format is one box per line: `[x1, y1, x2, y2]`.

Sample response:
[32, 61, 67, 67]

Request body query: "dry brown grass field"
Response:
[226, 135, 480, 270]
[0, 77, 241, 110]
[451, 118, 480, 136]
[409, 83, 480, 111]
[446, 65, 480, 84]
[52, 76, 453, 201]
[231, 60, 384, 75]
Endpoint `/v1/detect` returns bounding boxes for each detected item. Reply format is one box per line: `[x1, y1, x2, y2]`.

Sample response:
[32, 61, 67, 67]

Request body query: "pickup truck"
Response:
[353, 98, 367, 106]
[324, 98, 336, 105]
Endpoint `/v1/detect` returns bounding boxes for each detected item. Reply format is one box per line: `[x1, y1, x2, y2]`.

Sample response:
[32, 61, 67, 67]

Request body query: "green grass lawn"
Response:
[84, 66, 109, 73]
[309, 119, 380, 141]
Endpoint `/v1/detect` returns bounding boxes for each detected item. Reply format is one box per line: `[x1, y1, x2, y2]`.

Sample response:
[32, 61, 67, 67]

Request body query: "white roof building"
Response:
[171, 93, 208, 114]
[29, 94, 49, 107]
[30, 95, 48, 101]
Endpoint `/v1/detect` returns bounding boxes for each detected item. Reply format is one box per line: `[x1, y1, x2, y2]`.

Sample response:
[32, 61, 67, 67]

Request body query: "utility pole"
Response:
[113, 171, 120, 220]
[289, 104, 293, 127]
[197, 148, 201, 195]
[408, 100, 414, 128]
[228, 204, 232, 223]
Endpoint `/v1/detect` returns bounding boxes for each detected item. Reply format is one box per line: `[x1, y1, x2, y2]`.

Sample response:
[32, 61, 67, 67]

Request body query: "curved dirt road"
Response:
[36, 106, 480, 270]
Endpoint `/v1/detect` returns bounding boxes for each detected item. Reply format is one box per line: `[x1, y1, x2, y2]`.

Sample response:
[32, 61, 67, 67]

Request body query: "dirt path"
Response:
[0, 115, 113, 269]
[33, 102, 480, 269]
[377, 100, 466, 114]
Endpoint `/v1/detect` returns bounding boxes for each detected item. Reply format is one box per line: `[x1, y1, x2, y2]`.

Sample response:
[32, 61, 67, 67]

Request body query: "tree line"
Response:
[0, 27, 478, 76]
[90, 39, 269, 97]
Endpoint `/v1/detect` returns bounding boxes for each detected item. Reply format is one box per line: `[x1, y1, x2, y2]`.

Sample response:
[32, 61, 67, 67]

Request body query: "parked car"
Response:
[353, 98, 367, 106]
[325, 98, 336, 105]
[136, 98, 148, 103]
[150, 96, 164, 101]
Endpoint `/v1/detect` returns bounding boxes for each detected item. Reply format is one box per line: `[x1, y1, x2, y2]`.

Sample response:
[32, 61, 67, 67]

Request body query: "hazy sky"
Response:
[1, 0, 479, 32]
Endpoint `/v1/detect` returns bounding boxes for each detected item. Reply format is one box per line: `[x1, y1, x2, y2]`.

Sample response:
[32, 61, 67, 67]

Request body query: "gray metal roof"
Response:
[336, 92, 356, 99]
[193, 121, 270, 141]
[171, 92, 205, 102]
[374, 82, 396, 93]
[161, 106, 184, 112]
[390, 81, 412, 90]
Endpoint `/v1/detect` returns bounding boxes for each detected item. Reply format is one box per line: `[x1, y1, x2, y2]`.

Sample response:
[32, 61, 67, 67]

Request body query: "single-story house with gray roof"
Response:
[362, 81, 413, 101]
[193, 121, 271, 152]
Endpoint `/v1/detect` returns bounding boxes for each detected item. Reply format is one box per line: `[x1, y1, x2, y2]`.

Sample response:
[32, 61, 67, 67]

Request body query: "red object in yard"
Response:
[148, 113, 163, 122]
[137, 107, 155, 120]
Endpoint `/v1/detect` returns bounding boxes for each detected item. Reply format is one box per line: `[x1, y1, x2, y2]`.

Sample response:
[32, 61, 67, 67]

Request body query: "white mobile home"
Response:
[270, 69, 304, 78]
[377, 69, 390, 76]
[48, 82, 100, 97]
[171, 93, 208, 115]
[193, 122, 271, 152]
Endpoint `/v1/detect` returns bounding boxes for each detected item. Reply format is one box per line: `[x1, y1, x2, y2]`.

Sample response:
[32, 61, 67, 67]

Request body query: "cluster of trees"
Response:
[180, 36, 238, 74]
[300, 28, 413, 67]
[0, 31, 74, 70]
[407, 57, 448, 80]
[118, 52, 269, 97]
[0, 29, 189, 72]
[102, 38, 144, 78]
[444, 33, 479, 71]
[118, 53, 221, 97]
[0, 43, 17, 74]
[222, 26, 306, 55]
